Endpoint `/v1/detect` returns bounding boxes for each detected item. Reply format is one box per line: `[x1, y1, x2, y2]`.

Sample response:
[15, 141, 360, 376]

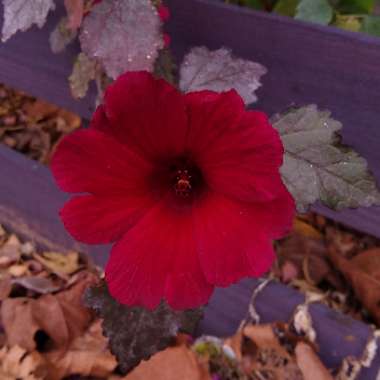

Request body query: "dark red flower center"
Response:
[152, 156, 204, 203]
[174, 169, 192, 197]
[169, 157, 203, 199]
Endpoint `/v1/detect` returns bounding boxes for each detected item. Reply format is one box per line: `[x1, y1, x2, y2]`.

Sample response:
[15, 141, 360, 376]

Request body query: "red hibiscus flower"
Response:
[51, 71, 294, 310]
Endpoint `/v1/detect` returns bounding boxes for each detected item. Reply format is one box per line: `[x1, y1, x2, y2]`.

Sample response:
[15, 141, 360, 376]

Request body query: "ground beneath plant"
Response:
[1, 222, 376, 380]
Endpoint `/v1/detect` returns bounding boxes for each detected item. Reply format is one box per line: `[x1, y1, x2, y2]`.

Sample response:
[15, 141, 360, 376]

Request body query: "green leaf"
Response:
[271, 105, 380, 212]
[360, 15, 380, 36]
[274, 0, 300, 17]
[334, 14, 362, 32]
[295, 0, 334, 25]
[337, 0, 375, 14]
[244, 0, 265, 9]
[84, 281, 203, 374]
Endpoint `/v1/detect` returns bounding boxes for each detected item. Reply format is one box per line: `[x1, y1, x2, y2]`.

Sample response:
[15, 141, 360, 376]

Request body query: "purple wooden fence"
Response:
[1, 0, 380, 377]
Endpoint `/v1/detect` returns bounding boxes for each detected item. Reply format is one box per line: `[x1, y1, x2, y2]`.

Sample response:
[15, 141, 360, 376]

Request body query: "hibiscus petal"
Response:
[204, 111, 285, 202]
[105, 199, 213, 310]
[184, 89, 244, 158]
[164, 206, 214, 309]
[89, 105, 112, 133]
[253, 184, 295, 240]
[193, 192, 277, 286]
[60, 194, 154, 244]
[103, 71, 188, 159]
[186, 97, 284, 202]
[51, 128, 152, 194]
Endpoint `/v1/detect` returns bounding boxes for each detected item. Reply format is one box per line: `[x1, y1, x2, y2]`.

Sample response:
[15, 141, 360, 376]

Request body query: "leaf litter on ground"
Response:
[0, 222, 355, 380]
[0, 83, 81, 164]
[0, 224, 110, 379]
[274, 211, 380, 327]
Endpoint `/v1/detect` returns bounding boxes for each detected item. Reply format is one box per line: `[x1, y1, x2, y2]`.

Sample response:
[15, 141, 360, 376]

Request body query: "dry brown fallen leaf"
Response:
[56, 109, 81, 132]
[350, 248, 380, 282]
[325, 226, 357, 258]
[23, 99, 80, 130]
[295, 342, 333, 380]
[0, 234, 21, 267]
[2, 297, 40, 350]
[281, 260, 299, 283]
[227, 324, 304, 380]
[293, 218, 323, 240]
[12, 276, 61, 294]
[0, 274, 12, 300]
[277, 232, 332, 285]
[33, 251, 81, 278]
[1, 84, 81, 164]
[54, 270, 99, 338]
[124, 344, 211, 380]
[44, 320, 117, 379]
[224, 323, 332, 380]
[1, 270, 98, 351]
[328, 246, 380, 325]
[8, 263, 28, 277]
[23, 99, 59, 122]
[0, 345, 49, 380]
